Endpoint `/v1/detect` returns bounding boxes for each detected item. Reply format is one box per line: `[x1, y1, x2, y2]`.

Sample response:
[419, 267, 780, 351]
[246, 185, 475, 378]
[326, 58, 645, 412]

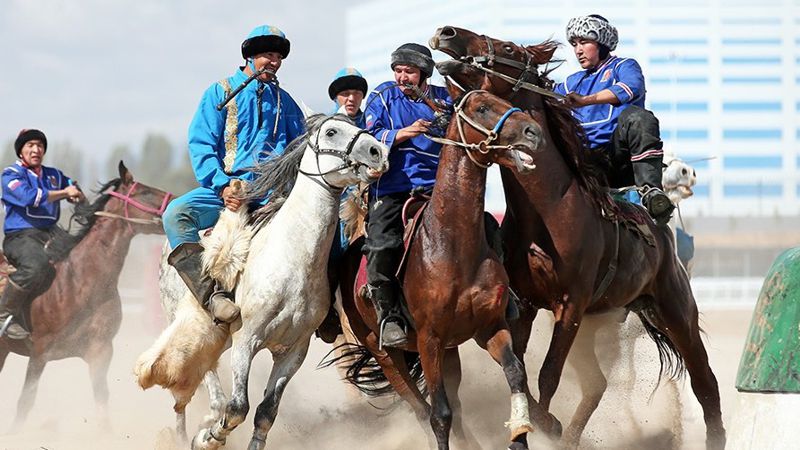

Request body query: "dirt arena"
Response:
[0, 236, 755, 450]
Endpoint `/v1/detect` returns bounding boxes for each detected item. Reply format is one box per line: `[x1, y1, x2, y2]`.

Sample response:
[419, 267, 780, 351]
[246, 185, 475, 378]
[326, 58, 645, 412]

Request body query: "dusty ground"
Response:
[0, 237, 757, 449]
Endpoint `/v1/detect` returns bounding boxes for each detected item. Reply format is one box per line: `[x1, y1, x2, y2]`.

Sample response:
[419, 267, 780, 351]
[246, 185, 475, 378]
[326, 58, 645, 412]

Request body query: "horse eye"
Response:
[477, 105, 489, 113]
[503, 45, 514, 54]
[326, 129, 337, 137]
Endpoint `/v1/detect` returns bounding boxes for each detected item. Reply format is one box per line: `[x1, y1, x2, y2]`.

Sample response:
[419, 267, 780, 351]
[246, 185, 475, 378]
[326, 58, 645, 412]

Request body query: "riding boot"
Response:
[0, 281, 32, 340]
[634, 159, 675, 225]
[168, 242, 240, 323]
[368, 282, 407, 349]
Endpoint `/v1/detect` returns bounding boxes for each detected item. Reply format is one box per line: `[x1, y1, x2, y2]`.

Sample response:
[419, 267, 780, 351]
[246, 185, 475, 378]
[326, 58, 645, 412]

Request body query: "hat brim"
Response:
[242, 35, 290, 59]
[328, 75, 368, 100]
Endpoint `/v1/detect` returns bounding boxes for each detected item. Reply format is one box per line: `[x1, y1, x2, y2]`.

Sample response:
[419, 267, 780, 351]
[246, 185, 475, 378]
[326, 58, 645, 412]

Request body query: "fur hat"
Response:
[328, 67, 368, 100]
[14, 129, 47, 157]
[391, 43, 435, 79]
[241, 25, 290, 59]
[566, 15, 619, 51]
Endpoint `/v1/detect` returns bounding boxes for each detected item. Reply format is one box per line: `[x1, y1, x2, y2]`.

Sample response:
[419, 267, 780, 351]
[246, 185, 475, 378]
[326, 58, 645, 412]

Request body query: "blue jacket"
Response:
[364, 82, 452, 197]
[554, 56, 645, 149]
[2, 162, 73, 233]
[188, 67, 306, 195]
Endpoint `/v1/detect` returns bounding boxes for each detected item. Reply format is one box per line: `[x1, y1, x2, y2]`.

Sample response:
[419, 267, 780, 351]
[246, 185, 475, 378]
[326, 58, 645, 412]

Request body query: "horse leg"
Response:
[173, 394, 191, 444]
[647, 297, 725, 449]
[508, 307, 557, 434]
[443, 348, 480, 450]
[201, 369, 228, 428]
[476, 326, 534, 450]
[0, 347, 9, 372]
[248, 340, 310, 450]
[417, 332, 451, 449]
[537, 301, 585, 436]
[13, 357, 46, 427]
[86, 343, 114, 430]
[192, 339, 255, 450]
[562, 317, 607, 449]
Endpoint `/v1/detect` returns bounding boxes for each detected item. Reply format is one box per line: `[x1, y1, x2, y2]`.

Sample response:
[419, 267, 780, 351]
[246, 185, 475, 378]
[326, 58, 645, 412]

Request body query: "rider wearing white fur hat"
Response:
[555, 14, 674, 224]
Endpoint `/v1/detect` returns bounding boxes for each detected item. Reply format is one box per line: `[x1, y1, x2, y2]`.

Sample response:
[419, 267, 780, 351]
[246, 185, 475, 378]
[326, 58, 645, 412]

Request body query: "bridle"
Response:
[297, 116, 371, 190]
[95, 181, 173, 229]
[457, 36, 564, 101]
[427, 90, 527, 169]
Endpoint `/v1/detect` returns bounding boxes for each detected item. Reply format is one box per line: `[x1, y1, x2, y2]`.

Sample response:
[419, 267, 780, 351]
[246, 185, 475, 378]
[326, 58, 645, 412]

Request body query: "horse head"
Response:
[431, 26, 558, 100]
[102, 161, 173, 234]
[662, 155, 697, 204]
[444, 86, 541, 172]
[301, 114, 389, 189]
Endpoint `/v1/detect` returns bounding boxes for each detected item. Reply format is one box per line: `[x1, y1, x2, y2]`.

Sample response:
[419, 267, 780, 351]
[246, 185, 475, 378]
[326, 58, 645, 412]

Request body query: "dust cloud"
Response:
[0, 235, 750, 449]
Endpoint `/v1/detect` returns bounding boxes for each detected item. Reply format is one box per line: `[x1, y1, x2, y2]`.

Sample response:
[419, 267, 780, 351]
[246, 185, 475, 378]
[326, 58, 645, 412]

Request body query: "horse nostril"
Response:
[440, 26, 456, 39]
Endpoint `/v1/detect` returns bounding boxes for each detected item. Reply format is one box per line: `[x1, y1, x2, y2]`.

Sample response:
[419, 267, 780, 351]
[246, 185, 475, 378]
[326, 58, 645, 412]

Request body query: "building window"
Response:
[723, 184, 783, 197]
[723, 129, 782, 140]
[651, 102, 708, 112]
[662, 129, 709, 140]
[723, 77, 781, 84]
[723, 156, 782, 169]
[722, 56, 781, 65]
[722, 102, 782, 112]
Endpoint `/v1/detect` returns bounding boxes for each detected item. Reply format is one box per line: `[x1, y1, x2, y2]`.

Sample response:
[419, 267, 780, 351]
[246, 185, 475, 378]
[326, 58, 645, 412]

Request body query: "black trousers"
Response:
[601, 105, 664, 189]
[364, 192, 409, 287]
[3, 228, 57, 296]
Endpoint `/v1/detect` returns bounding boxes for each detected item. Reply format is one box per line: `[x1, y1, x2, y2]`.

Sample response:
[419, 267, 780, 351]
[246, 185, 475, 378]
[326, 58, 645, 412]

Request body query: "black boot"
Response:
[0, 281, 32, 340]
[369, 282, 407, 349]
[316, 304, 342, 344]
[633, 159, 675, 225]
[168, 243, 240, 323]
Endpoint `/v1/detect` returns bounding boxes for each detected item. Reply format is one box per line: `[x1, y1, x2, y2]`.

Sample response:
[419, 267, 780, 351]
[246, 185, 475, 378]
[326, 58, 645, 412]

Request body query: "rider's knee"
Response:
[163, 200, 192, 232]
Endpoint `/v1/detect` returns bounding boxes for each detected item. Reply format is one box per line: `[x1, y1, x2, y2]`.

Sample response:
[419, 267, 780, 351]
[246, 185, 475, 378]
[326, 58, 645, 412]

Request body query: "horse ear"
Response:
[118, 160, 134, 184]
[445, 78, 465, 101]
[525, 41, 558, 65]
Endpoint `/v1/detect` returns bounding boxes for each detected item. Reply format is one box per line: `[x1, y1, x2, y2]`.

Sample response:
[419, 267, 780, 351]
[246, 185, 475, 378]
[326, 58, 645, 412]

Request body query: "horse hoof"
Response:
[508, 443, 528, 450]
[191, 428, 225, 450]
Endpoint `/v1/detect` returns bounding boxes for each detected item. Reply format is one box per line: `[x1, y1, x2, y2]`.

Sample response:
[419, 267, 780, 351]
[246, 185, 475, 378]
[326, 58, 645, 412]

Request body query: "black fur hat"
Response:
[391, 43, 434, 79]
[14, 129, 47, 157]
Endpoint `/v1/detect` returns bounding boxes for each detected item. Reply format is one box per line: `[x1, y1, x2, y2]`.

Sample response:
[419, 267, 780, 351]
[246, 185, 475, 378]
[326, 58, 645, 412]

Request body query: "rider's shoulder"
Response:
[2, 162, 24, 175]
[611, 56, 642, 71]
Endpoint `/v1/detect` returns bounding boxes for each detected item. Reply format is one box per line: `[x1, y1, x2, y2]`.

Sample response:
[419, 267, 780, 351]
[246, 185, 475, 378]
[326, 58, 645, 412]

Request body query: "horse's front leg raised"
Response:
[248, 340, 310, 450]
[192, 339, 256, 450]
[476, 325, 534, 450]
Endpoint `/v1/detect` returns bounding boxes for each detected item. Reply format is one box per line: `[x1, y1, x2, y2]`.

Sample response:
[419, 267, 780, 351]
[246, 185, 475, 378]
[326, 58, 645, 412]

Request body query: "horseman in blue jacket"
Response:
[363, 43, 452, 348]
[163, 25, 305, 324]
[554, 14, 674, 224]
[0, 129, 85, 340]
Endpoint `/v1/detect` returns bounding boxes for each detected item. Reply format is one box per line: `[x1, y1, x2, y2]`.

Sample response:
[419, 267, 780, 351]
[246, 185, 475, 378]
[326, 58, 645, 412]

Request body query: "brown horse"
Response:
[0, 162, 171, 427]
[430, 26, 726, 450]
[336, 87, 547, 449]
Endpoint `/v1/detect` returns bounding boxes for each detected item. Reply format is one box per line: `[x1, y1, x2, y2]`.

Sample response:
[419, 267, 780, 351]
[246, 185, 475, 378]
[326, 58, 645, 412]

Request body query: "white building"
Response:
[346, 0, 800, 217]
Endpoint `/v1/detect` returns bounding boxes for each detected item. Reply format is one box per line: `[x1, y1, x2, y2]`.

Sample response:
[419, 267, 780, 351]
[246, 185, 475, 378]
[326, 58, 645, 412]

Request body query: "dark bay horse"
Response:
[0, 162, 171, 427]
[430, 26, 726, 450]
[337, 87, 548, 450]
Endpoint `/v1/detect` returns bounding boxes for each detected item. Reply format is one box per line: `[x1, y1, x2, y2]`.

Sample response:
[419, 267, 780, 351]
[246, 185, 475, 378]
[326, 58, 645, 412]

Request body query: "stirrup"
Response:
[0, 315, 13, 338]
[378, 313, 407, 350]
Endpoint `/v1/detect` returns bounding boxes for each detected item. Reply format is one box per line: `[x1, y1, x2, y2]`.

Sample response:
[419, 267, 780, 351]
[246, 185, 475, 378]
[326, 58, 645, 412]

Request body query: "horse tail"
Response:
[318, 343, 425, 398]
[634, 309, 687, 387]
[202, 207, 253, 292]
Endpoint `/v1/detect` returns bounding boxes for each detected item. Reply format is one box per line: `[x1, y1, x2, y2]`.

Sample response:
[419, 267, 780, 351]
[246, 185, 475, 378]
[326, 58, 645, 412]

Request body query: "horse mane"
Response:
[48, 178, 123, 259]
[246, 113, 355, 227]
[526, 40, 616, 213]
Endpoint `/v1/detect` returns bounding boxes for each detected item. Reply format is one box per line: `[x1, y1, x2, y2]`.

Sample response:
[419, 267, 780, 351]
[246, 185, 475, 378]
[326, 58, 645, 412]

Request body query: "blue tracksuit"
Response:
[163, 66, 305, 248]
[2, 162, 72, 233]
[554, 56, 645, 149]
[364, 82, 452, 197]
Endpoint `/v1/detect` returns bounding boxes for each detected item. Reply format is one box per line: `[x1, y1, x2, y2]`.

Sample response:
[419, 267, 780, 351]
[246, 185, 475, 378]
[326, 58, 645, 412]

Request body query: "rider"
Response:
[314, 67, 371, 344]
[0, 129, 85, 340]
[554, 14, 675, 224]
[363, 43, 452, 347]
[163, 25, 305, 323]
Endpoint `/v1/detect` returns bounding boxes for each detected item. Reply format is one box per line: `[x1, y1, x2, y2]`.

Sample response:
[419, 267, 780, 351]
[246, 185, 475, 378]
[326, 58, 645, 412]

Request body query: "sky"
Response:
[0, 0, 366, 160]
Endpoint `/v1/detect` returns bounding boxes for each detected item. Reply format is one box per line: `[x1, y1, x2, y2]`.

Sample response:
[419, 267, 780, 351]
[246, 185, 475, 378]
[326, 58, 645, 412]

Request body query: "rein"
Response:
[457, 36, 565, 101]
[427, 90, 524, 169]
[96, 182, 173, 229]
[297, 116, 370, 191]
